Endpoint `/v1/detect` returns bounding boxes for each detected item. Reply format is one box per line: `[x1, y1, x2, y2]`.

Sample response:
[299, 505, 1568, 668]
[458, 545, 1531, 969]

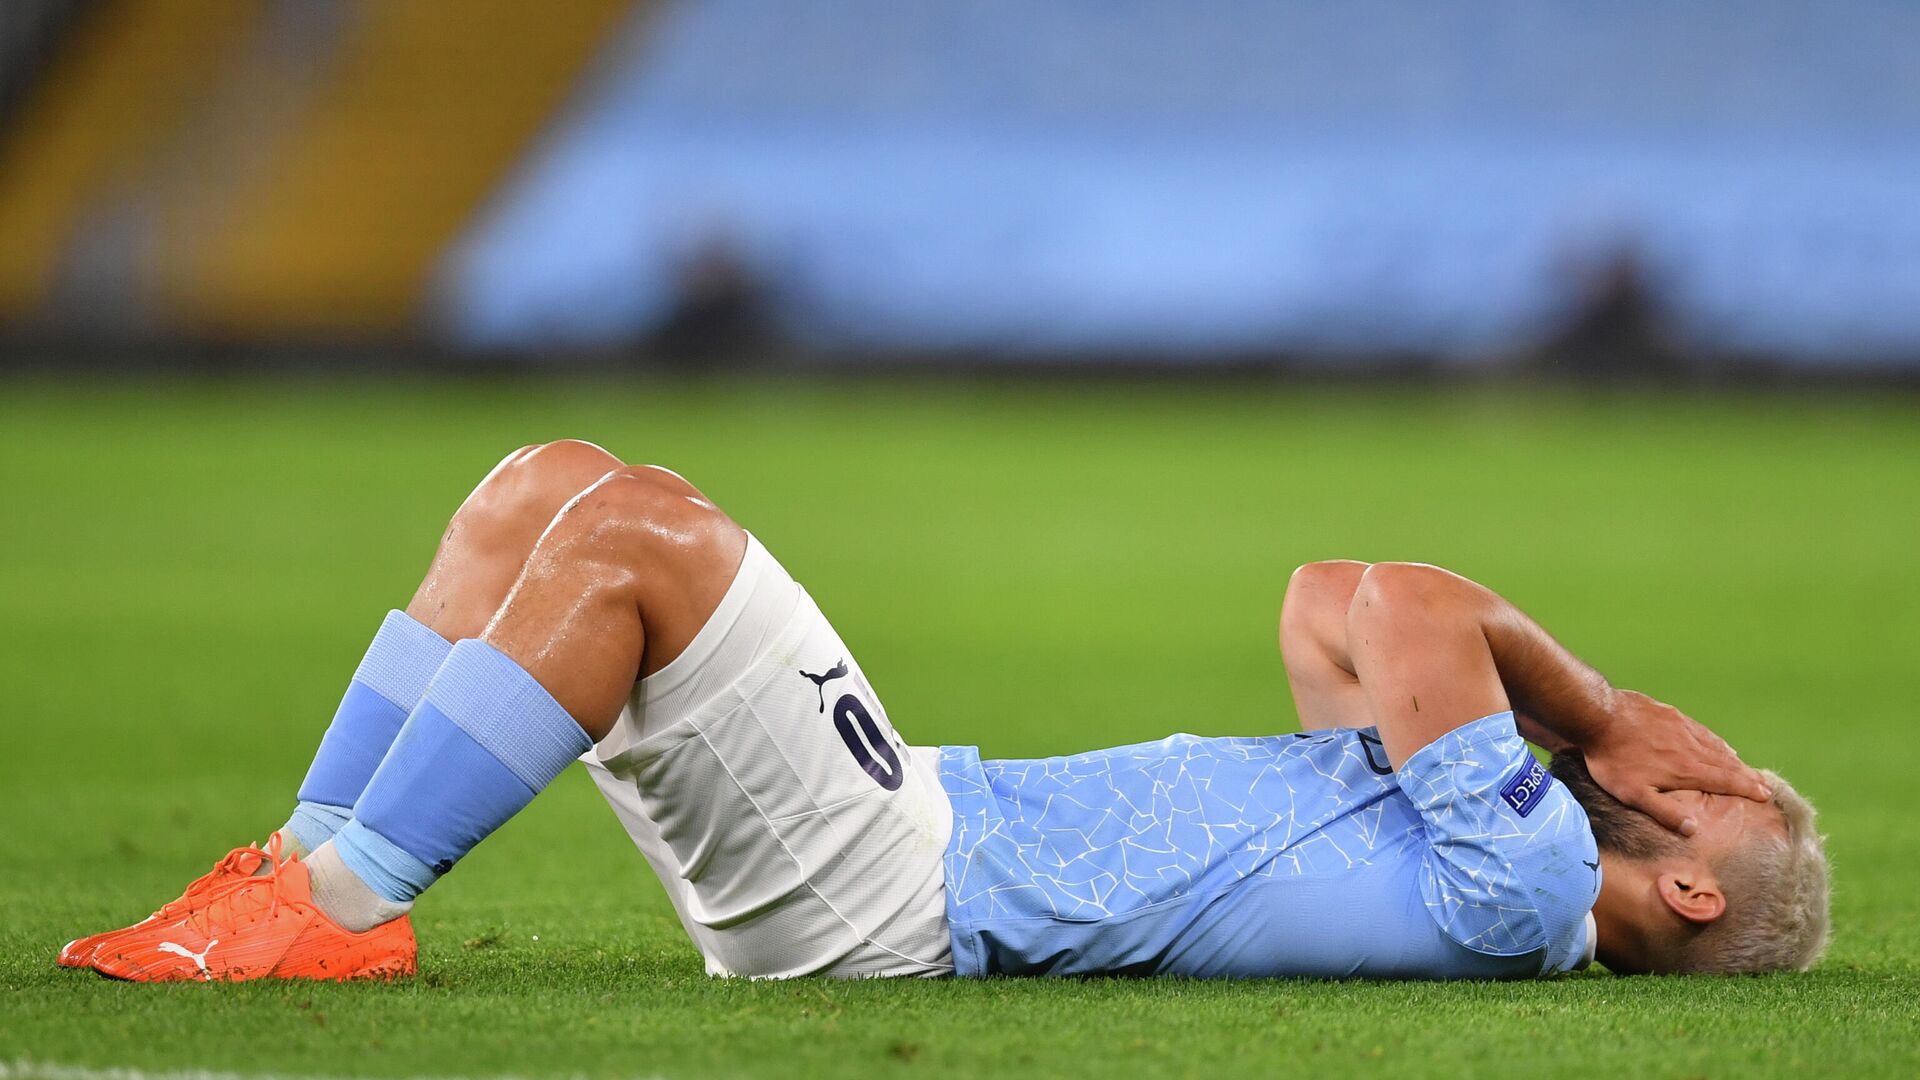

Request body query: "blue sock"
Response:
[332, 639, 591, 903]
[284, 611, 451, 853]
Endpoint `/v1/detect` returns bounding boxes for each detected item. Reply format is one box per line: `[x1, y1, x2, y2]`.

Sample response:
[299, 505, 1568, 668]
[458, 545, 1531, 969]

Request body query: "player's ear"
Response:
[1655, 869, 1726, 925]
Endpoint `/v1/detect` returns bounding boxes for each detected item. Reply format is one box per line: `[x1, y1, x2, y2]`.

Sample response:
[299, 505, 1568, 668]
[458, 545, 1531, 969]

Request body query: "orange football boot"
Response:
[58, 834, 289, 968]
[90, 847, 415, 983]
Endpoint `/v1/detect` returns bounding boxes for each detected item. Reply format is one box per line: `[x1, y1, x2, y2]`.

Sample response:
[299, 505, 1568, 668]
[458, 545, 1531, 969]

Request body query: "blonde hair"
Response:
[1675, 768, 1831, 973]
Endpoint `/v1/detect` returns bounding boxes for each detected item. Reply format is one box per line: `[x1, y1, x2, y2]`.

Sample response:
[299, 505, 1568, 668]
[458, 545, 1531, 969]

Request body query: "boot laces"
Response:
[182, 833, 304, 935]
[157, 842, 269, 917]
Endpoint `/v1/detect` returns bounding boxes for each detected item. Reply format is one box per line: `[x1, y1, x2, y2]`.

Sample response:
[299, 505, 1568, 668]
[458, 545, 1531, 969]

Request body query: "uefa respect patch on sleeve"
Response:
[1499, 756, 1552, 817]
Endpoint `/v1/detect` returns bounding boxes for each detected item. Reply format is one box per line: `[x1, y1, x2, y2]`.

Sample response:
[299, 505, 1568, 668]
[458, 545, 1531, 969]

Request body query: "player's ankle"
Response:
[306, 840, 413, 933]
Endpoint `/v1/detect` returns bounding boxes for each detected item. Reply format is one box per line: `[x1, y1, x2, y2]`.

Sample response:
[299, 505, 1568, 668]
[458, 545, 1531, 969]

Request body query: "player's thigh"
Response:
[585, 538, 951, 978]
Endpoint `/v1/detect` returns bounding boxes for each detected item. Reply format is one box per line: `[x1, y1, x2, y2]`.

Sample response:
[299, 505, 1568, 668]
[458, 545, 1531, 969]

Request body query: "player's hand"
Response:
[1582, 690, 1772, 837]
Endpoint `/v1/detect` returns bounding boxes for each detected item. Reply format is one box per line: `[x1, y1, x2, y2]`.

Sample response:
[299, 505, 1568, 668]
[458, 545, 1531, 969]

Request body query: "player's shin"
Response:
[284, 610, 452, 855]
[315, 639, 592, 931]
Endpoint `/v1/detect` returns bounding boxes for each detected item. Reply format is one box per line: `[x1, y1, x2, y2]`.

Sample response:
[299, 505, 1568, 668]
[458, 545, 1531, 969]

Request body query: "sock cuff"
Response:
[284, 801, 352, 854]
[333, 819, 437, 903]
[354, 610, 453, 709]
[425, 640, 593, 791]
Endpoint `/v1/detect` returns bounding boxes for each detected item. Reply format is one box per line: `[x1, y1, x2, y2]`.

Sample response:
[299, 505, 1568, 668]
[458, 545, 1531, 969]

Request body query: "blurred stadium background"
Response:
[4, 0, 1920, 375]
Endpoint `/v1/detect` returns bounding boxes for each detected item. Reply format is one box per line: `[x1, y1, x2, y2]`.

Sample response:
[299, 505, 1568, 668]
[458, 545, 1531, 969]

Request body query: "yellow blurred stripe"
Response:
[166, 0, 642, 334]
[0, 0, 263, 317]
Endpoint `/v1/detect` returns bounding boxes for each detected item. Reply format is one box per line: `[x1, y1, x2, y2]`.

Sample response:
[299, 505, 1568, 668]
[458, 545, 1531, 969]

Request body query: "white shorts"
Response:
[581, 535, 955, 978]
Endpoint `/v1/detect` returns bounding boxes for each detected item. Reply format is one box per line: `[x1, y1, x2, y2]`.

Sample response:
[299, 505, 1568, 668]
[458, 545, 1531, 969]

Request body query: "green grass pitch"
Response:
[2, 377, 1917, 1079]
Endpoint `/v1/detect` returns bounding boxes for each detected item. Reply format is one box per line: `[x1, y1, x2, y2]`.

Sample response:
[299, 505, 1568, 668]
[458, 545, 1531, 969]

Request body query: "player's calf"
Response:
[281, 440, 628, 862]
[304, 465, 740, 932]
[73, 450, 745, 981]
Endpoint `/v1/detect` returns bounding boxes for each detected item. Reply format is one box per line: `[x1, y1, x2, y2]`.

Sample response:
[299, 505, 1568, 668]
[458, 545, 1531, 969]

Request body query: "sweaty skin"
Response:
[401, 440, 744, 741]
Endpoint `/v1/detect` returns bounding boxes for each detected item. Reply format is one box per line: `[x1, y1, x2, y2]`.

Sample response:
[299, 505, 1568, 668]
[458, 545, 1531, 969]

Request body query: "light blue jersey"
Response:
[936, 712, 1600, 979]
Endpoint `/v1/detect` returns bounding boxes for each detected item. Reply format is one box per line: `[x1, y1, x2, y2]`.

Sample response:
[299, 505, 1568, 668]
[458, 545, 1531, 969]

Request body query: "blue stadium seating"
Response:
[442, 0, 1920, 365]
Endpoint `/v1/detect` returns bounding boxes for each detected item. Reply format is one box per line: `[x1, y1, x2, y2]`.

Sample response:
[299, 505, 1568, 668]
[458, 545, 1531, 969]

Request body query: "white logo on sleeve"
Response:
[157, 939, 217, 974]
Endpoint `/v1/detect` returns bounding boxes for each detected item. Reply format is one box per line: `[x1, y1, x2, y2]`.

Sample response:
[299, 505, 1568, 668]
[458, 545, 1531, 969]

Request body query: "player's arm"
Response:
[1282, 559, 1575, 749]
[1343, 561, 1769, 835]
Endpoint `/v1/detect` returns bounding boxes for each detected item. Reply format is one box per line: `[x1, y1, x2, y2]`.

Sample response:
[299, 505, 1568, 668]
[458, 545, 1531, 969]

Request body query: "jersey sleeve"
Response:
[1395, 711, 1601, 964]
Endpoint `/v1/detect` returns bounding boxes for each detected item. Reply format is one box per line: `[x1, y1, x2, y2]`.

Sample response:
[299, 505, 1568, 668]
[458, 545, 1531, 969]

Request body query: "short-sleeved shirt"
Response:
[936, 711, 1600, 979]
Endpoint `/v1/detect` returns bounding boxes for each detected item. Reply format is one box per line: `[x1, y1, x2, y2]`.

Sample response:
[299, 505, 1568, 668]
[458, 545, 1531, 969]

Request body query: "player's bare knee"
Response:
[1348, 562, 1461, 631]
[461, 440, 626, 539]
[1281, 560, 1369, 650]
[553, 466, 739, 562]
[608, 462, 705, 501]
[1352, 561, 1428, 603]
[1284, 561, 1369, 616]
[511, 440, 626, 499]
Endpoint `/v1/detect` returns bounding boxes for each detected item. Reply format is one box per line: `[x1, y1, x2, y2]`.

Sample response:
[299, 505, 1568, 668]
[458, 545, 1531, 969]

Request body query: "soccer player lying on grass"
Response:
[61, 441, 1830, 982]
